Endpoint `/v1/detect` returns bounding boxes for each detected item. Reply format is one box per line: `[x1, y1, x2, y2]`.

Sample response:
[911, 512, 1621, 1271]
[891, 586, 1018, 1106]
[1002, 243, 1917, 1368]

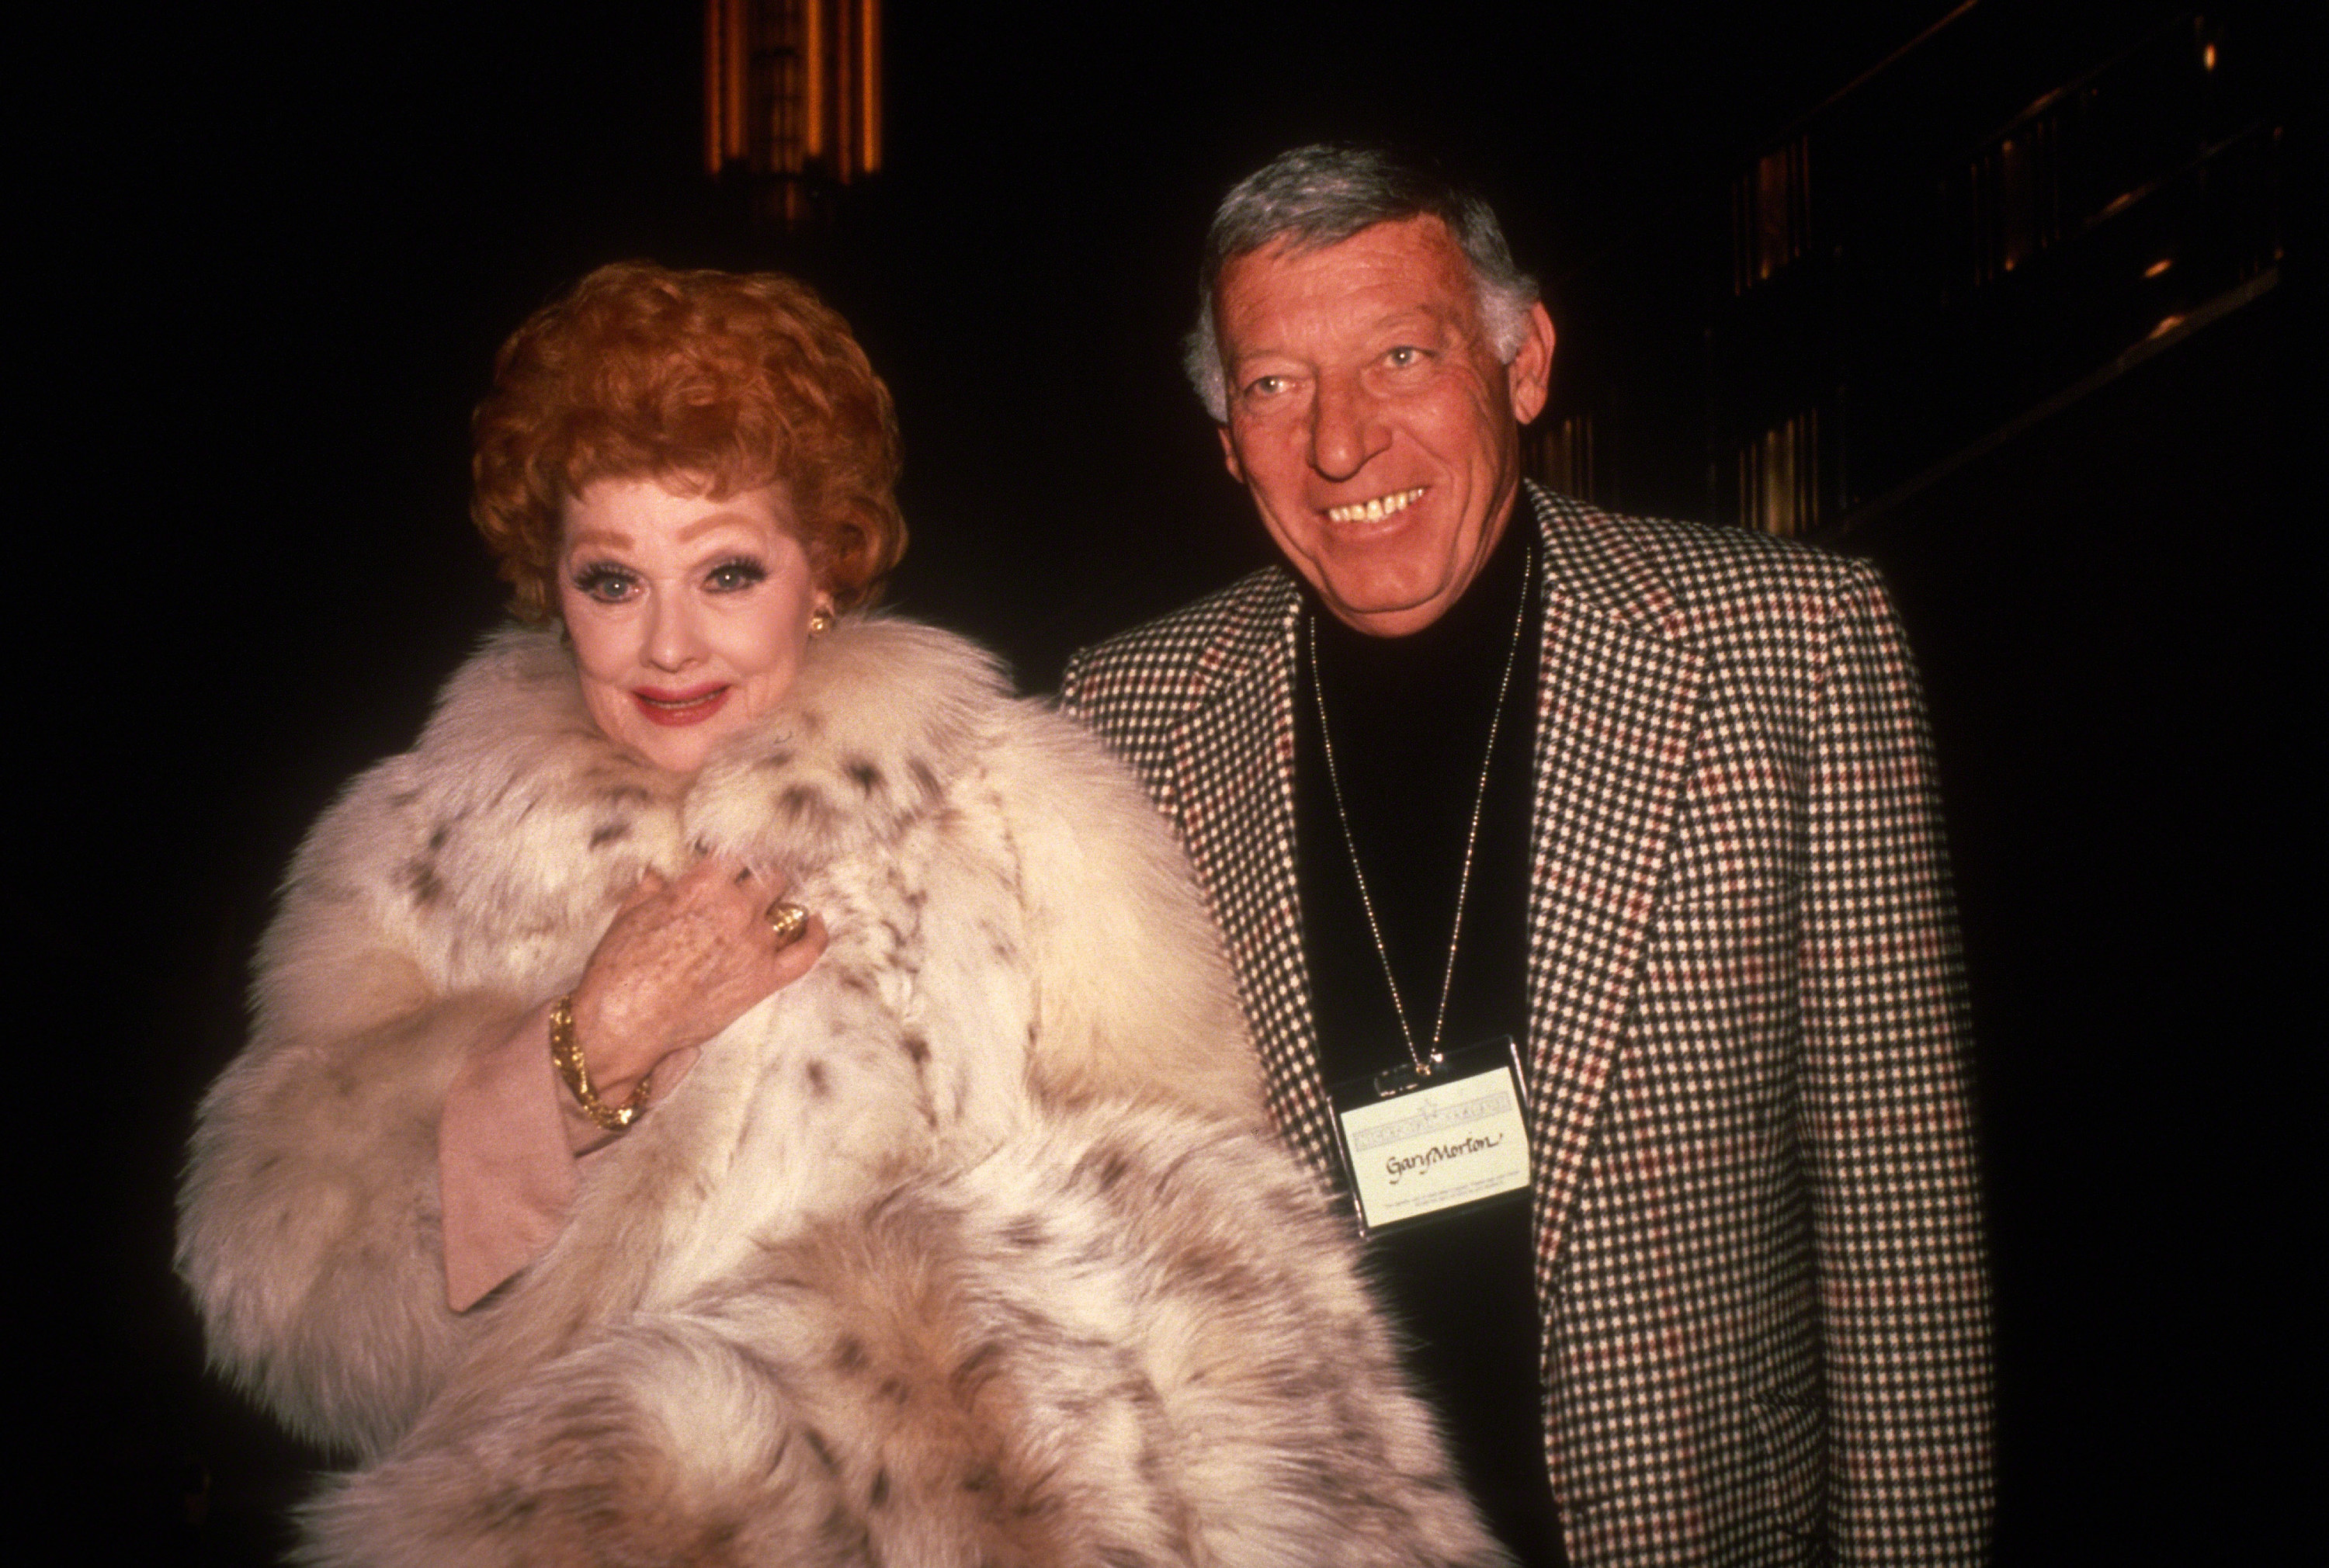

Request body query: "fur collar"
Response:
[368, 616, 1014, 980]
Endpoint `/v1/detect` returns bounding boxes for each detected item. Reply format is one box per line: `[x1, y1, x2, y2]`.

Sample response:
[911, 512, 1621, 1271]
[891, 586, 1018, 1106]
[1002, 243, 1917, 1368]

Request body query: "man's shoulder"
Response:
[1062, 567, 1296, 716]
[1529, 486, 1876, 644]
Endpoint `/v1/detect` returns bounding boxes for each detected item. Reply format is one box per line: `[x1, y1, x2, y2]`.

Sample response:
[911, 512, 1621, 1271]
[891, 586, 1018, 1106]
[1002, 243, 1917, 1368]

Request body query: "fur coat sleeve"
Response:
[176, 616, 1259, 1459]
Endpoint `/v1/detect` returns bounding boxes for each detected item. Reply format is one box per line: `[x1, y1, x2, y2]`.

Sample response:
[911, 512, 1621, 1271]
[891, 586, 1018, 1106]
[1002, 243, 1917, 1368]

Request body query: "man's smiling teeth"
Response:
[1326, 487, 1425, 524]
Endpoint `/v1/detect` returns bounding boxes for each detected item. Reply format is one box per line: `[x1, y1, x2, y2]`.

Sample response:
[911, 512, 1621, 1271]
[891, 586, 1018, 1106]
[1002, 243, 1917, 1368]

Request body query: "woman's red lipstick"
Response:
[631, 684, 732, 727]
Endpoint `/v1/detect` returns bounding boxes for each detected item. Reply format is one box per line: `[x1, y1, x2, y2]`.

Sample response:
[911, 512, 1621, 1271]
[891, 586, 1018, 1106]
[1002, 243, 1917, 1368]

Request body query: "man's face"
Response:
[1211, 214, 1554, 637]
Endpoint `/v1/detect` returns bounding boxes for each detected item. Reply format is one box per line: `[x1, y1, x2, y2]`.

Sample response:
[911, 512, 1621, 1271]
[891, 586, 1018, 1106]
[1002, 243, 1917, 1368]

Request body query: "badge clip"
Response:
[1371, 1049, 1446, 1098]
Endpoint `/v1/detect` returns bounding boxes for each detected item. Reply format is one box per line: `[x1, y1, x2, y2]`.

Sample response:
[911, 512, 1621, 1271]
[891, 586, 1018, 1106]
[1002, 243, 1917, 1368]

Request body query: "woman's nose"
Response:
[644, 593, 704, 671]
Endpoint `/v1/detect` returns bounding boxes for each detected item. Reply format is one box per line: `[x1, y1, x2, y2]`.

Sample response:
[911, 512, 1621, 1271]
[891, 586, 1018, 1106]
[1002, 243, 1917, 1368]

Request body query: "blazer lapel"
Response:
[1522, 489, 1706, 1267]
[1164, 584, 1342, 1178]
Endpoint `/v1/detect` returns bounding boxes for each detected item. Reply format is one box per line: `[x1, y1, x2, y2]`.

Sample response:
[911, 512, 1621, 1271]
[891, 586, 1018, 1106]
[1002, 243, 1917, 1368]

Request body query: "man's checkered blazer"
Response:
[1061, 486, 1993, 1566]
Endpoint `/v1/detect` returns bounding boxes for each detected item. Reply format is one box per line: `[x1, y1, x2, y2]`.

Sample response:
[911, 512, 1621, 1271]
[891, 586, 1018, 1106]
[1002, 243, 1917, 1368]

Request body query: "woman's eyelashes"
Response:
[569, 557, 765, 603]
[703, 557, 768, 593]
[571, 563, 639, 604]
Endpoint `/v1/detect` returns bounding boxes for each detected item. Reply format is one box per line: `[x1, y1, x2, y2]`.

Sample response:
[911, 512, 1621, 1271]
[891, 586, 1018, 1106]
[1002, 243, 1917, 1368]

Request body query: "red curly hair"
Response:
[472, 262, 905, 622]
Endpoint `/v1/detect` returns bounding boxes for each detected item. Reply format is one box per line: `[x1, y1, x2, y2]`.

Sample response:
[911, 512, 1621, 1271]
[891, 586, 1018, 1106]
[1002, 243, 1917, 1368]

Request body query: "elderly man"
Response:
[1062, 146, 1992, 1566]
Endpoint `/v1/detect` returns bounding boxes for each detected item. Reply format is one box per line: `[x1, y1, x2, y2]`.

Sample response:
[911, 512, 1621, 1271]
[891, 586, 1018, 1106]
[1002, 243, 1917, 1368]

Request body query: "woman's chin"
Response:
[606, 716, 731, 778]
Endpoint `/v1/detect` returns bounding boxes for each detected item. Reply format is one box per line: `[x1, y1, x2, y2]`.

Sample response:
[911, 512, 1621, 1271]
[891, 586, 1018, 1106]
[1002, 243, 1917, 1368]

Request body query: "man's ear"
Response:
[1217, 421, 1248, 484]
[1508, 302, 1557, 426]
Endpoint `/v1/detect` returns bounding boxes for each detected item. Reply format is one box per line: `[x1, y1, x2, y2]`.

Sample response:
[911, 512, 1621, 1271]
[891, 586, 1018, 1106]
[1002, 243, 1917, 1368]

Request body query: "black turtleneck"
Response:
[1293, 512, 1566, 1565]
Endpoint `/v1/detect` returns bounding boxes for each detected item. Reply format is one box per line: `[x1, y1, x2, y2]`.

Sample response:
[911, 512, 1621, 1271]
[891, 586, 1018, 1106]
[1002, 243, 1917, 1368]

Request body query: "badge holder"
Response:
[1327, 1036, 1532, 1237]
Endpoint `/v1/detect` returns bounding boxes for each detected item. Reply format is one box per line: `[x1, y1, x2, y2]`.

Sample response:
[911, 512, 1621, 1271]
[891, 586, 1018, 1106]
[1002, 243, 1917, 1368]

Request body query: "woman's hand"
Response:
[565, 859, 826, 1109]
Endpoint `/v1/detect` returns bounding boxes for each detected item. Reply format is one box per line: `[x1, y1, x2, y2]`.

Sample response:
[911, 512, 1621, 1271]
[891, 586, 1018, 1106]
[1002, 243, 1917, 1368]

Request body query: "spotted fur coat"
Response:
[177, 616, 1501, 1567]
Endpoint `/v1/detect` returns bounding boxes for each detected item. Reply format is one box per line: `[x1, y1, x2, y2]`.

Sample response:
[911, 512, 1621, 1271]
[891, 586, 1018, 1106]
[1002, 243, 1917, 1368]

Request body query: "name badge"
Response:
[1327, 1038, 1532, 1236]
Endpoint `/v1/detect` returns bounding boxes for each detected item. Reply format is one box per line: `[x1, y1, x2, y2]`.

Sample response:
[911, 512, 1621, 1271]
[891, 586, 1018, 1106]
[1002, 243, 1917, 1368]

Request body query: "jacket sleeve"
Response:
[1798, 561, 1994, 1560]
[175, 772, 535, 1460]
[984, 699, 1264, 1127]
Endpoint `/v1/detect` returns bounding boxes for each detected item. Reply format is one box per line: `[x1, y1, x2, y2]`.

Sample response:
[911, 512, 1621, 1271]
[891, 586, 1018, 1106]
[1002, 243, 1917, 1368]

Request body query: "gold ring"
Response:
[765, 901, 810, 947]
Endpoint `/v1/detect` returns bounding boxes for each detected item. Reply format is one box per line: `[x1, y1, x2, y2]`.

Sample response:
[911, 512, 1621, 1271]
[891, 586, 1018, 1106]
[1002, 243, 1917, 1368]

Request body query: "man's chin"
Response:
[1311, 581, 1459, 637]
[1296, 532, 1494, 636]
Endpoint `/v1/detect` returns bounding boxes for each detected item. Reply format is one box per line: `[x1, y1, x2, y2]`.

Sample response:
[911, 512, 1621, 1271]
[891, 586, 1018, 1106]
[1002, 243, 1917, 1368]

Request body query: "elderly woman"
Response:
[177, 264, 1498, 1566]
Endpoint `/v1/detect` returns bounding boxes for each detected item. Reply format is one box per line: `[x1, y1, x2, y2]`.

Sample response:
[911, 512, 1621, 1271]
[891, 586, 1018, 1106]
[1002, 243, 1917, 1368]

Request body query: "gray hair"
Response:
[1184, 144, 1540, 423]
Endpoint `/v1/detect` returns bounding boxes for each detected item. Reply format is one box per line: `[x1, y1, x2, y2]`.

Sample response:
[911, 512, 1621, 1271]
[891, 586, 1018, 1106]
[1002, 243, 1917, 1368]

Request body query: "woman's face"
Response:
[557, 475, 826, 777]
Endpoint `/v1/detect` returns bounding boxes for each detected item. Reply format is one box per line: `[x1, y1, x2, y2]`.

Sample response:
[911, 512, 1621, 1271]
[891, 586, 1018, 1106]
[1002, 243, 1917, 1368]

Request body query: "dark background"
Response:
[33, 1, 2306, 1559]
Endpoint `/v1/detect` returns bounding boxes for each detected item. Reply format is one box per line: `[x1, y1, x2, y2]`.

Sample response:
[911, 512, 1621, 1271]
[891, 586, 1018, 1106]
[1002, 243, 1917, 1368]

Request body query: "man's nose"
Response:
[1307, 375, 1388, 480]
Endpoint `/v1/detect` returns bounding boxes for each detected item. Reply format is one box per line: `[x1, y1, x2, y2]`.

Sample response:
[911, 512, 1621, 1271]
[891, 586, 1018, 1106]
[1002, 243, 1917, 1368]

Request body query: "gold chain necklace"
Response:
[1306, 540, 1532, 1075]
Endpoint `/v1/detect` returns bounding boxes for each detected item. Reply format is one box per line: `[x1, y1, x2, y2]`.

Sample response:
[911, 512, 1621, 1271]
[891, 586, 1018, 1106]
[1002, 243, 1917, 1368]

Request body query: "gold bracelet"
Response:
[547, 994, 652, 1133]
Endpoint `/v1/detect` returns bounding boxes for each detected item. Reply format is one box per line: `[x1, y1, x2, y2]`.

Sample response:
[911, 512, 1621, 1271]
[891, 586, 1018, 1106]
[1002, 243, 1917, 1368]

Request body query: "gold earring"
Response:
[809, 606, 835, 636]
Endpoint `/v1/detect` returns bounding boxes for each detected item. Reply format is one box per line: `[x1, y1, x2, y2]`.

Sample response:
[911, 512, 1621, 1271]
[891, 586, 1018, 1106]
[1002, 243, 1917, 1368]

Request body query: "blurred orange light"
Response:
[2202, 43, 2217, 71]
[2143, 258, 2174, 278]
[702, 0, 882, 196]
